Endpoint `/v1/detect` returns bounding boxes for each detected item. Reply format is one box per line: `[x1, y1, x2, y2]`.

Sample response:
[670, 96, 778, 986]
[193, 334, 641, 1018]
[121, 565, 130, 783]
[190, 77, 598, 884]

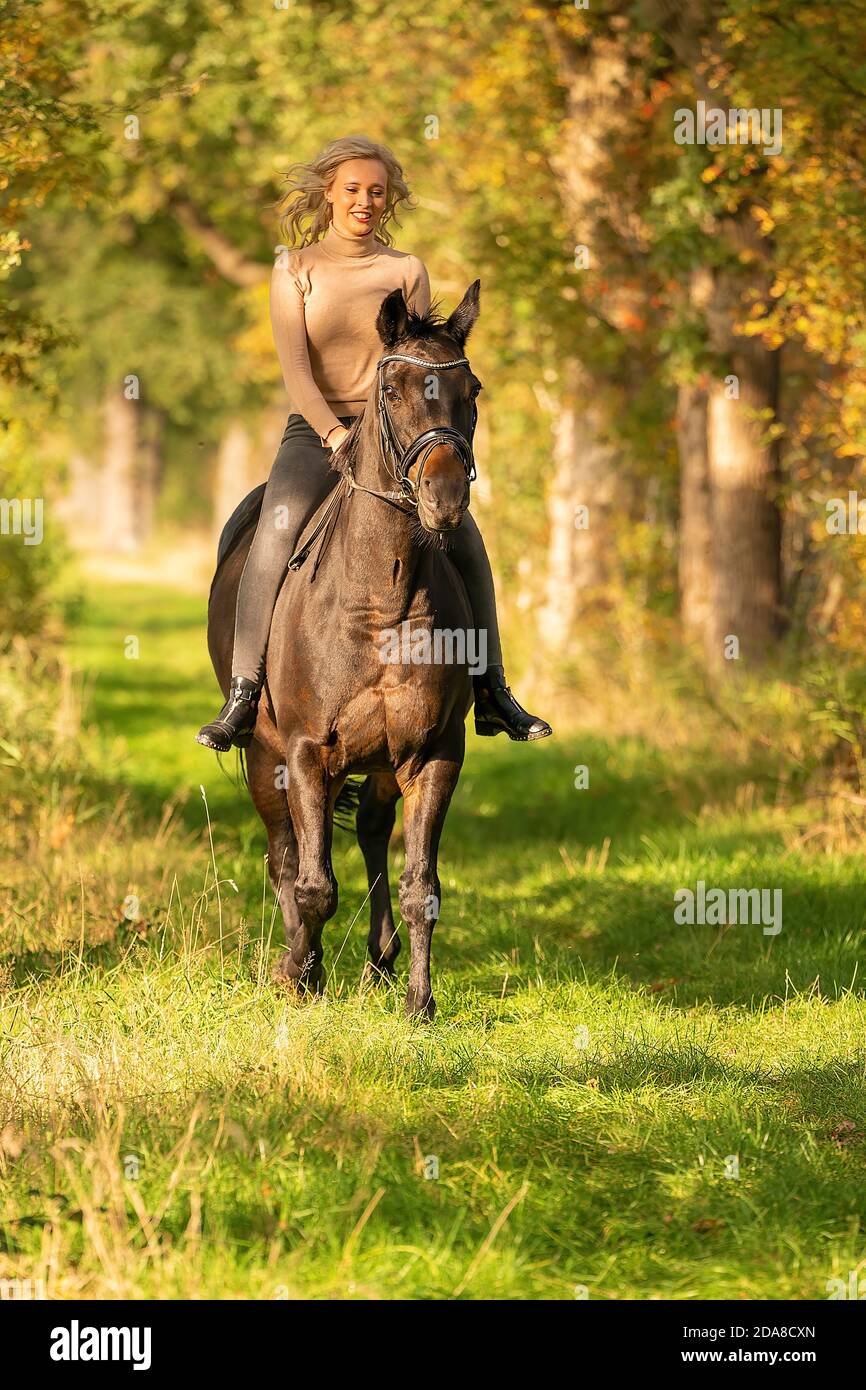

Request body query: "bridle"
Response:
[288, 350, 478, 574]
[375, 352, 478, 502]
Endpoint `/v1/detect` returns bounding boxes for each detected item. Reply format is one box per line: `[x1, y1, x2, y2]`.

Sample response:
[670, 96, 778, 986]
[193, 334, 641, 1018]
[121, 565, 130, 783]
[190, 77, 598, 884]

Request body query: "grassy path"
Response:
[2, 579, 866, 1299]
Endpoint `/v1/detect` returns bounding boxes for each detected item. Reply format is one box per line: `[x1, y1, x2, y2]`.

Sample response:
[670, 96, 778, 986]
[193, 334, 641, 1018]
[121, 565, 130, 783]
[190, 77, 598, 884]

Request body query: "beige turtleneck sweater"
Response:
[270, 222, 431, 445]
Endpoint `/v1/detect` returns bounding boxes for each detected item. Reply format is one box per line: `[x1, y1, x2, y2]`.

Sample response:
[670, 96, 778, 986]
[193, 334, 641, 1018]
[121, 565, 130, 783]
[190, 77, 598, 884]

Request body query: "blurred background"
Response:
[5, 0, 866, 695]
[5, 1, 866, 716]
[5, 0, 866, 1302]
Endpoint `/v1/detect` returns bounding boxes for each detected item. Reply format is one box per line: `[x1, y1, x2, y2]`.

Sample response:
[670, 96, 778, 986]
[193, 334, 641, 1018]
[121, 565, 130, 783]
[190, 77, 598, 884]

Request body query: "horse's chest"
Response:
[327, 661, 454, 773]
[279, 559, 471, 774]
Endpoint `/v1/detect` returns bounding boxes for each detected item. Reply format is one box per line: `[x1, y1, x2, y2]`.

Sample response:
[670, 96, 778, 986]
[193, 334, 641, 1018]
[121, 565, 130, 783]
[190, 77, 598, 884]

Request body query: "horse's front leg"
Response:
[246, 736, 301, 983]
[397, 745, 463, 1019]
[357, 771, 402, 983]
[282, 738, 338, 992]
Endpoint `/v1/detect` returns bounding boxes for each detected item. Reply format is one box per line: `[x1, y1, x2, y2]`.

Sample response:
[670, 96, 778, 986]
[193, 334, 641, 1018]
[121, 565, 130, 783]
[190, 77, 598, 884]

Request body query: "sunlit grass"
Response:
[2, 579, 866, 1299]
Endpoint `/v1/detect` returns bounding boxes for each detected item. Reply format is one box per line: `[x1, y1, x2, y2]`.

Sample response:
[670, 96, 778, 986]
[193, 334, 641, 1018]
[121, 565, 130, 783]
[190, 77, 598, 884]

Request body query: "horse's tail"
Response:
[214, 748, 250, 791]
[334, 776, 365, 833]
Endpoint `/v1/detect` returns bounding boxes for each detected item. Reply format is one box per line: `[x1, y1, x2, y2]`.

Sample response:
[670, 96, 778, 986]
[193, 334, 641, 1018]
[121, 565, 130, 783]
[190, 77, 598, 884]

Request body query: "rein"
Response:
[288, 351, 478, 576]
[286, 469, 411, 575]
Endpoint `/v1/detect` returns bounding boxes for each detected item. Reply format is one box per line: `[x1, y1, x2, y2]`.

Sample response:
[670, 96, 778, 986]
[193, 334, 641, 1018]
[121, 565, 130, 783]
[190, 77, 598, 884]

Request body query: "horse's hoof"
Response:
[304, 966, 326, 995]
[361, 960, 396, 988]
[270, 957, 299, 995]
[404, 990, 436, 1021]
[270, 954, 325, 996]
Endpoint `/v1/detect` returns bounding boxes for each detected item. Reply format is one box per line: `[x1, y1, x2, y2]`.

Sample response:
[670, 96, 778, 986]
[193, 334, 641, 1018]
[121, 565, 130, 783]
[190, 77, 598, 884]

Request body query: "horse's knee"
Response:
[295, 870, 337, 924]
[398, 867, 439, 928]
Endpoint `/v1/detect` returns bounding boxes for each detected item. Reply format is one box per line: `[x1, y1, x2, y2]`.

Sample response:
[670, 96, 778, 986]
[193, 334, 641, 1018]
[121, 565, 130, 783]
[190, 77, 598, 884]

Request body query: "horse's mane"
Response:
[330, 297, 452, 480]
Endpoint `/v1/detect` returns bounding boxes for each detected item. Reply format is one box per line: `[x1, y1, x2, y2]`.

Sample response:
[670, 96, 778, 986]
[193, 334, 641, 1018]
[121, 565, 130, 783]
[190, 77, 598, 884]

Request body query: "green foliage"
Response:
[0, 0, 110, 370]
[26, 214, 254, 427]
[805, 663, 866, 793]
[0, 402, 80, 644]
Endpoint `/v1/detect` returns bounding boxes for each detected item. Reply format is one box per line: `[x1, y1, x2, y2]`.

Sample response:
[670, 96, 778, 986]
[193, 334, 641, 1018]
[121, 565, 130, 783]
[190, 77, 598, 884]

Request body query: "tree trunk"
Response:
[676, 381, 714, 649]
[101, 388, 139, 553]
[471, 408, 492, 509]
[213, 419, 254, 543]
[537, 367, 615, 655]
[137, 407, 165, 544]
[704, 255, 783, 667]
[653, 7, 785, 670]
[212, 400, 289, 542]
[529, 21, 635, 657]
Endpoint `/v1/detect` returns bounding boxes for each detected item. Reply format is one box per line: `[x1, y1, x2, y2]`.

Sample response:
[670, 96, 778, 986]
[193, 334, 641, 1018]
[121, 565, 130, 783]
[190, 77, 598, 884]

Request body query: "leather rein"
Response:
[288, 352, 478, 574]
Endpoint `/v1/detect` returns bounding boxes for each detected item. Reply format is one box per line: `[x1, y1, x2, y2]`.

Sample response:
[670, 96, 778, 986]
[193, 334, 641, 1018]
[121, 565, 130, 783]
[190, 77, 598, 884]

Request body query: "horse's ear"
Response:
[445, 280, 481, 349]
[377, 288, 411, 347]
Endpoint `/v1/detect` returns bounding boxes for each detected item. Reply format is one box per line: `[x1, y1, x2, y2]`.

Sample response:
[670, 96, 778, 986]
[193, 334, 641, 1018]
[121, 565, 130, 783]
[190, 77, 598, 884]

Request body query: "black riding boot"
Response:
[473, 665, 553, 741]
[196, 676, 261, 752]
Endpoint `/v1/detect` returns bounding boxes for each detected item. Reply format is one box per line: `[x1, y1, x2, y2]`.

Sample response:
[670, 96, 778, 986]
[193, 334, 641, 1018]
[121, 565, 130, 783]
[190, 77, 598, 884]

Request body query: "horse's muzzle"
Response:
[416, 460, 469, 533]
[417, 493, 469, 533]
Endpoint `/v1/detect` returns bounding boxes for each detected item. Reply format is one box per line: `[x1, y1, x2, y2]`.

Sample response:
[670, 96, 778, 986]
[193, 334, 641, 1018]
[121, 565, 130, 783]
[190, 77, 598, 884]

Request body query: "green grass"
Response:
[2, 578, 866, 1299]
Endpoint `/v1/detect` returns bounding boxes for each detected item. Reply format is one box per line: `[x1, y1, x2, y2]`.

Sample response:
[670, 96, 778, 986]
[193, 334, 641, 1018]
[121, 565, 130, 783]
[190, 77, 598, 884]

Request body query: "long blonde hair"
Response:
[276, 135, 416, 249]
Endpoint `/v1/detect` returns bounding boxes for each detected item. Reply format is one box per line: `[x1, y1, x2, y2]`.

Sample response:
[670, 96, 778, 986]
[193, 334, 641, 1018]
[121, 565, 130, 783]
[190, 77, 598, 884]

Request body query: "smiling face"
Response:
[325, 158, 388, 238]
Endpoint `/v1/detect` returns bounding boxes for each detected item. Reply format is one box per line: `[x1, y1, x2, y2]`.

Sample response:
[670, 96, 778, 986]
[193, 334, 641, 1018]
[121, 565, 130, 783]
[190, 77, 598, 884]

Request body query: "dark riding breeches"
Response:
[231, 412, 503, 685]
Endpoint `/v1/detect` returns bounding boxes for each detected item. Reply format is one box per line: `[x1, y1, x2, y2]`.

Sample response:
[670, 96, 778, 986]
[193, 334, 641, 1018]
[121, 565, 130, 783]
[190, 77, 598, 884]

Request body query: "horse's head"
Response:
[374, 281, 482, 533]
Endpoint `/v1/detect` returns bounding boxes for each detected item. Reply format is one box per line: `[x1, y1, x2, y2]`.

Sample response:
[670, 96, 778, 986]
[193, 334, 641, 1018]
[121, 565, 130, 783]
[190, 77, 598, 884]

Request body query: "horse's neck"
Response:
[339, 489, 424, 618]
[338, 425, 425, 619]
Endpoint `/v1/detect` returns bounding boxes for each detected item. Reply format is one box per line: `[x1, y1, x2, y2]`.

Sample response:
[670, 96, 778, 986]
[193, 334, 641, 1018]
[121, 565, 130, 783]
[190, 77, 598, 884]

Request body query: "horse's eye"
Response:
[385, 384, 400, 400]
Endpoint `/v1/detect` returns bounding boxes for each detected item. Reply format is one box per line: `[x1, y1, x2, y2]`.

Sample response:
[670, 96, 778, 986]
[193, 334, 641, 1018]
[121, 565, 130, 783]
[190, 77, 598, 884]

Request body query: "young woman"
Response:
[196, 135, 552, 752]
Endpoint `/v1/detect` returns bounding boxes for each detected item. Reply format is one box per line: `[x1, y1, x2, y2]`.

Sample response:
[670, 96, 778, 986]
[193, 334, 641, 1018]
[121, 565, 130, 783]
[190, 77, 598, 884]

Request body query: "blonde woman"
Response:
[197, 135, 552, 751]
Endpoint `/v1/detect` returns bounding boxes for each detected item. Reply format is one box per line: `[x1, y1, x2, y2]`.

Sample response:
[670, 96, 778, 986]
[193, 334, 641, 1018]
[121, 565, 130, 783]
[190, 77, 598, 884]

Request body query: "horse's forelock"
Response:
[401, 299, 448, 342]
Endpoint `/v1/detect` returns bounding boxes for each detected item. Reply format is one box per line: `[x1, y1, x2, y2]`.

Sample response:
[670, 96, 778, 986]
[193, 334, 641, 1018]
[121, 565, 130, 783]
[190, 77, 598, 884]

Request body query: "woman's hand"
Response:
[325, 425, 350, 453]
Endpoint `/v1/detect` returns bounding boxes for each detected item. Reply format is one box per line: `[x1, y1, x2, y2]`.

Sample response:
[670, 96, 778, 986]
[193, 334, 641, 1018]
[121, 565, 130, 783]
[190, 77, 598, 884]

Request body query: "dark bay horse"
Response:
[207, 282, 483, 1017]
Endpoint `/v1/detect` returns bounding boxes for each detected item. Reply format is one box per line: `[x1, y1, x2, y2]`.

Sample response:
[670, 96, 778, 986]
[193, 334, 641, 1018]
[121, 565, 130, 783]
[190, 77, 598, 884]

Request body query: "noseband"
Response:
[376, 352, 478, 503]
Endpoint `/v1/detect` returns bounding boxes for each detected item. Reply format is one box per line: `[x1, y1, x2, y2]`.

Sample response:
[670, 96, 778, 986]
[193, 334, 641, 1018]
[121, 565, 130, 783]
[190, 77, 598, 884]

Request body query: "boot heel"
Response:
[474, 719, 501, 737]
[235, 728, 255, 749]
